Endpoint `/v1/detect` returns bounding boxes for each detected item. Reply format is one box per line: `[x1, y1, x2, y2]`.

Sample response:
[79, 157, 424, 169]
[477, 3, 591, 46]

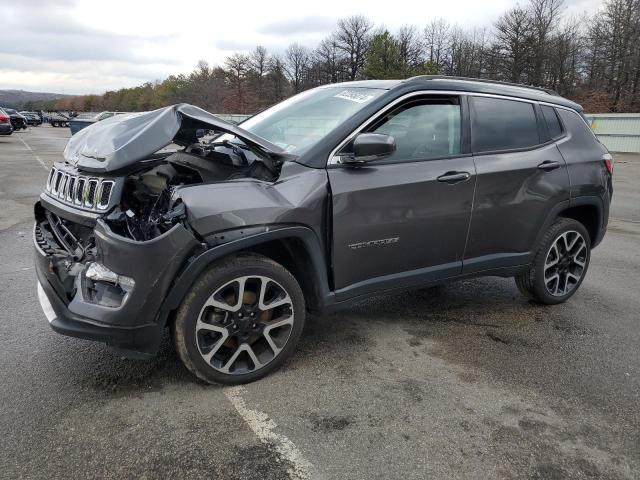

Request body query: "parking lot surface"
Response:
[1, 126, 639, 479]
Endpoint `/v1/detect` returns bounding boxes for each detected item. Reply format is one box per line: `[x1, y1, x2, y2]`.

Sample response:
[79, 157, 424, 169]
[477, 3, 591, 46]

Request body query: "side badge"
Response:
[348, 237, 399, 250]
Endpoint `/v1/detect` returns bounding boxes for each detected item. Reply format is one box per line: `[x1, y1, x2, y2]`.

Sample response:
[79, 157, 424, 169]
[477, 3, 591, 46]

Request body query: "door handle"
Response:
[437, 171, 471, 183]
[537, 160, 561, 171]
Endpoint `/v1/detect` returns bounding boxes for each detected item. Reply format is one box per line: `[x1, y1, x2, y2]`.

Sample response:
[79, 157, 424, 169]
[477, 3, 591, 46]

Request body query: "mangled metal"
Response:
[36, 102, 303, 321]
[34, 99, 329, 359]
[63, 103, 289, 173]
[42, 103, 296, 243]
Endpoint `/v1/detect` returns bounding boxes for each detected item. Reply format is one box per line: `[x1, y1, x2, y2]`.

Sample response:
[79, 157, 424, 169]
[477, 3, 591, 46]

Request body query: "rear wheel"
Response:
[515, 218, 591, 304]
[173, 254, 305, 384]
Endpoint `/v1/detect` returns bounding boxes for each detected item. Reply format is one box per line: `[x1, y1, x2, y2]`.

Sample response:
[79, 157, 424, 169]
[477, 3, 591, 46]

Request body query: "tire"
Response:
[172, 253, 306, 384]
[515, 218, 591, 305]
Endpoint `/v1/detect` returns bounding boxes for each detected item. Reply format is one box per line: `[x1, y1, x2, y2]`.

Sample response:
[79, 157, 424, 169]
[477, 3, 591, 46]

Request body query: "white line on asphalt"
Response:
[17, 136, 49, 171]
[224, 386, 312, 480]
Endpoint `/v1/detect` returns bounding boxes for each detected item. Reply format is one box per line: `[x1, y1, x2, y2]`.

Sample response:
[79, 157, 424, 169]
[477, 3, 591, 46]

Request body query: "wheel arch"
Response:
[158, 225, 332, 328]
[534, 197, 604, 253]
[557, 199, 603, 247]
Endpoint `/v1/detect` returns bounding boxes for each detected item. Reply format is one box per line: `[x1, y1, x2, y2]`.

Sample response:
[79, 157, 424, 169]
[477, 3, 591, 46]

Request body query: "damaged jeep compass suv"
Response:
[35, 77, 612, 384]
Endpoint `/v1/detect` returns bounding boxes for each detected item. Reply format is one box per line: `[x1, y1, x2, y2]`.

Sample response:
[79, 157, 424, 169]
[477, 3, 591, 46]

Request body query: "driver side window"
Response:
[369, 99, 461, 162]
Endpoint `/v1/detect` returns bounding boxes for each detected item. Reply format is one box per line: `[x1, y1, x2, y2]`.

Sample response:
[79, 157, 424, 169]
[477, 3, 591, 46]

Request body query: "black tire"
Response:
[515, 218, 591, 304]
[172, 253, 306, 384]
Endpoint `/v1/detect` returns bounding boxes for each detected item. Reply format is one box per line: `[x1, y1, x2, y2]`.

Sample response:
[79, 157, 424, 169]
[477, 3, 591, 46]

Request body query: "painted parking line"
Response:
[17, 136, 49, 171]
[225, 386, 313, 480]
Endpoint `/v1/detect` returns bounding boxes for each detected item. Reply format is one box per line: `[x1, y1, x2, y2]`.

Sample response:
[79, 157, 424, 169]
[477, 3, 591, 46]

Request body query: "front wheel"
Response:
[173, 254, 305, 384]
[515, 218, 591, 305]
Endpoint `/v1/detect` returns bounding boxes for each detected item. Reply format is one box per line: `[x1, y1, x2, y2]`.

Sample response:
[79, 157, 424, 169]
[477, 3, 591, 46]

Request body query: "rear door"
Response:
[463, 95, 570, 273]
[328, 95, 476, 292]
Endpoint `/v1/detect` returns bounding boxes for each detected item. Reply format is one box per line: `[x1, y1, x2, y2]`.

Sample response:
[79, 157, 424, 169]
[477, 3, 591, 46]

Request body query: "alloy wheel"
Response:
[195, 275, 294, 375]
[543, 230, 587, 296]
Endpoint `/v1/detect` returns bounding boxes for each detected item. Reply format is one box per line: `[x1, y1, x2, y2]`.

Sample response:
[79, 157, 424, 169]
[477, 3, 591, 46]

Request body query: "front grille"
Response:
[85, 179, 98, 208]
[45, 166, 115, 211]
[97, 181, 114, 209]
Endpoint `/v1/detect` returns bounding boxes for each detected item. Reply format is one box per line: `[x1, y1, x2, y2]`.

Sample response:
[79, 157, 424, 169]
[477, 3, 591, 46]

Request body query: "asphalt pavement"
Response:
[1, 125, 638, 479]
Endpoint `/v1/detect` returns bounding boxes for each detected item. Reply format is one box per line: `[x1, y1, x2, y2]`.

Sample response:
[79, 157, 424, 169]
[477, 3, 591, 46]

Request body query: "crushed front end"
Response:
[34, 104, 289, 357]
[34, 162, 200, 357]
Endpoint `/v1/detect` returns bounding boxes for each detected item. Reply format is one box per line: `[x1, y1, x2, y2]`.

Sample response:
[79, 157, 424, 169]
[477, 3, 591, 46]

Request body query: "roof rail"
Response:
[405, 75, 559, 96]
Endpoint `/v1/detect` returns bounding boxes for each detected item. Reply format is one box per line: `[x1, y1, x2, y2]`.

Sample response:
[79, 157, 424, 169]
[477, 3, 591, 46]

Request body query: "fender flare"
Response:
[570, 195, 606, 247]
[533, 196, 604, 252]
[156, 225, 332, 326]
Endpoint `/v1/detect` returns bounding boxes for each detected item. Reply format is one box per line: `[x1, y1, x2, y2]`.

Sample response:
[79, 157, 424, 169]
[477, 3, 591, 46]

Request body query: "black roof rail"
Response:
[405, 75, 560, 96]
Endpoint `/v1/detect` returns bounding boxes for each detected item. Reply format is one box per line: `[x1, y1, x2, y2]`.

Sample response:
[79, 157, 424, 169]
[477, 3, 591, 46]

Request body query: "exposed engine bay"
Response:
[37, 137, 282, 306]
[103, 138, 281, 241]
[36, 104, 292, 307]
[42, 103, 292, 243]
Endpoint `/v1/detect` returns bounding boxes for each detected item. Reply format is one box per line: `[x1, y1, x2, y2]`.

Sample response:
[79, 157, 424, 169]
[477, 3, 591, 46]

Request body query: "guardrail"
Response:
[584, 113, 640, 153]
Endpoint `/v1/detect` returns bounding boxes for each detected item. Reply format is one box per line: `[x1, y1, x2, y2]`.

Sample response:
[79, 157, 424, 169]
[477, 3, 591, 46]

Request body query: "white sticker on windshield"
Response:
[334, 90, 375, 104]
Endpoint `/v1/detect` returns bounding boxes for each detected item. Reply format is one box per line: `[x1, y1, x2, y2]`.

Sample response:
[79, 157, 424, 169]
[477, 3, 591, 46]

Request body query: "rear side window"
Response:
[471, 97, 540, 153]
[541, 105, 563, 139]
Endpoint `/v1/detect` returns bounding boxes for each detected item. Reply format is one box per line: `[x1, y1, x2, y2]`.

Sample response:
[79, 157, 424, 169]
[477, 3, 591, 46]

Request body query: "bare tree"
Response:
[397, 25, 424, 77]
[494, 6, 533, 83]
[53, 0, 640, 114]
[249, 46, 269, 107]
[224, 53, 251, 112]
[335, 15, 373, 80]
[315, 36, 345, 83]
[284, 43, 311, 93]
[529, 0, 565, 85]
[266, 54, 289, 103]
[424, 19, 450, 73]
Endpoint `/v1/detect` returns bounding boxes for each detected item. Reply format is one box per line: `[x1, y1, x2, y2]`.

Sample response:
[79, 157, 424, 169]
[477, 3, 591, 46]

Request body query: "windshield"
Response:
[216, 86, 385, 155]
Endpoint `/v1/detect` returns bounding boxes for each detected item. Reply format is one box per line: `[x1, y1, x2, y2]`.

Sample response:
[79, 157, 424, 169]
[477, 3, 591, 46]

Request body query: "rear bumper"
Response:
[0, 124, 12, 135]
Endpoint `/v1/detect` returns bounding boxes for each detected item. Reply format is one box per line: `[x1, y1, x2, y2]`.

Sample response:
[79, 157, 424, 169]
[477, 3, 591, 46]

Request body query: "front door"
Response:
[328, 96, 476, 292]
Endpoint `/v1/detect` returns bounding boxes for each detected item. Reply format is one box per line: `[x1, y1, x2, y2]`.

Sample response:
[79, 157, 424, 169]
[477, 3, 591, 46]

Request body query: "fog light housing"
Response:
[84, 263, 135, 307]
[85, 262, 135, 291]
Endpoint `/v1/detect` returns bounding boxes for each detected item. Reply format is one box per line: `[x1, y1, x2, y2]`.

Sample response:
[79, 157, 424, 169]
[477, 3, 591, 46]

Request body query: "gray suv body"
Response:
[34, 76, 613, 384]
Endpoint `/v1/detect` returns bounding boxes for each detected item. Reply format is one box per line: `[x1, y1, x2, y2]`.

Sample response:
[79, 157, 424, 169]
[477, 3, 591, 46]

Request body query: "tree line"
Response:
[38, 0, 640, 114]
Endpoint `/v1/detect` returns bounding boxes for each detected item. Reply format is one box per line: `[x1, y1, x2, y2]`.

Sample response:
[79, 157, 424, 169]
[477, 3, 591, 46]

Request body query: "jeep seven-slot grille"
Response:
[45, 167, 114, 210]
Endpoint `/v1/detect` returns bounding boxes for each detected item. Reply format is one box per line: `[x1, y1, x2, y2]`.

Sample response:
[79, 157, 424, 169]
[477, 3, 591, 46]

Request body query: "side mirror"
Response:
[341, 133, 396, 165]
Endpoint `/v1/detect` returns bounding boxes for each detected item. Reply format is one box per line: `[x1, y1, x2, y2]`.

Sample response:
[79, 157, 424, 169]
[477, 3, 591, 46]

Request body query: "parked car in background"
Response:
[0, 108, 13, 135]
[69, 111, 124, 135]
[2, 108, 27, 130]
[34, 77, 613, 385]
[20, 111, 42, 126]
[48, 113, 69, 127]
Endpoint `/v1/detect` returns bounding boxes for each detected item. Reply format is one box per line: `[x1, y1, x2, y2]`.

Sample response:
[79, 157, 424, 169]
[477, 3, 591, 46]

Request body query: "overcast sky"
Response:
[0, 0, 603, 95]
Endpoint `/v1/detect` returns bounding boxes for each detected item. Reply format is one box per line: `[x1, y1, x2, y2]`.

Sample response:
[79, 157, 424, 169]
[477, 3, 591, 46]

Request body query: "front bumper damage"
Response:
[34, 201, 199, 357]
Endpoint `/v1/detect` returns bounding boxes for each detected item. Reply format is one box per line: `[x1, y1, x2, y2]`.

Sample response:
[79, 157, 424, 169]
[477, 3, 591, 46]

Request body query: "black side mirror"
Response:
[342, 133, 396, 165]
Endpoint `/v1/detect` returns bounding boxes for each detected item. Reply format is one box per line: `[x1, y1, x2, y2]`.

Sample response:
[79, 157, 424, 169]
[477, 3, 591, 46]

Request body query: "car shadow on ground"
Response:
[45, 277, 552, 395]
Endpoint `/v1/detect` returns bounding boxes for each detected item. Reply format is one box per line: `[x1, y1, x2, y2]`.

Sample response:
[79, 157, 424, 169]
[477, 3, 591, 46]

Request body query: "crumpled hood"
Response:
[63, 103, 286, 173]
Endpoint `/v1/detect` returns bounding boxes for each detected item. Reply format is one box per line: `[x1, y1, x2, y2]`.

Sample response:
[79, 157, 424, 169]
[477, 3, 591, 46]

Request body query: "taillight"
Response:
[603, 153, 613, 175]
[0, 115, 9, 122]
